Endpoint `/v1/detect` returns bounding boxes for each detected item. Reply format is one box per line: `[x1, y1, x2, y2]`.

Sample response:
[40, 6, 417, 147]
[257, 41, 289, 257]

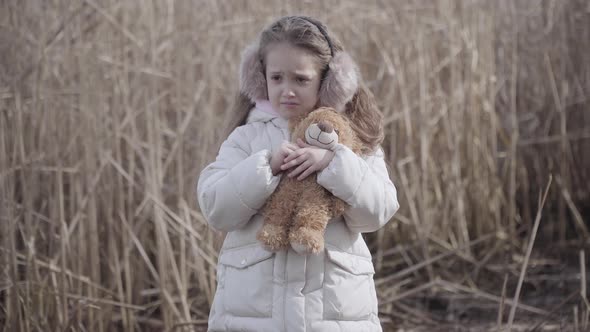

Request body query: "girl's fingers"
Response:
[280, 142, 297, 155]
[281, 156, 297, 170]
[283, 152, 295, 164]
[286, 143, 298, 151]
[296, 138, 310, 148]
[288, 160, 311, 178]
[281, 151, 295, 168]
[283, 149, 304, 164]
[282, 155, 305, 170]
[297, 165, 316, 180]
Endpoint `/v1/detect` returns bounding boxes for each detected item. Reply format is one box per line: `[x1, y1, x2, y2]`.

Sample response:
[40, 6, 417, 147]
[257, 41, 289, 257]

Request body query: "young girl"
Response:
[197, 16, 399, 332]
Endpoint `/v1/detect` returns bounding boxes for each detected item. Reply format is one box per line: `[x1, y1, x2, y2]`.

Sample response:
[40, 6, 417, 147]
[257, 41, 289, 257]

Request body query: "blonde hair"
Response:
[229, 16, 383, 155]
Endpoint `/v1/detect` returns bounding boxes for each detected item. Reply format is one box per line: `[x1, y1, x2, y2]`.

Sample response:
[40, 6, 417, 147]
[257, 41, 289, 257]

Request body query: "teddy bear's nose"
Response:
[317, 121, 334, 133]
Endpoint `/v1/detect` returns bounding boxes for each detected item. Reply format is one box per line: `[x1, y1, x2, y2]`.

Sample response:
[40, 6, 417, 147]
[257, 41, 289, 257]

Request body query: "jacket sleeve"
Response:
[196, 125, 281, 232]
[316, 144, 399, 233]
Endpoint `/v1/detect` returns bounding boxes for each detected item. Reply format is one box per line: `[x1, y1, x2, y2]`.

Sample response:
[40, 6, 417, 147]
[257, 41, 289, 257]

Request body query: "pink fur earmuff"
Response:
[238, 18, 359, 113]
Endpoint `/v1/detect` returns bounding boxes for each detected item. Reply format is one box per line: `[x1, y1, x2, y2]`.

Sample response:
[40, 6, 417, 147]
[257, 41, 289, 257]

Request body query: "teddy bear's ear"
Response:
[318, 52, 359, 113]
[239, 41, 267, 102]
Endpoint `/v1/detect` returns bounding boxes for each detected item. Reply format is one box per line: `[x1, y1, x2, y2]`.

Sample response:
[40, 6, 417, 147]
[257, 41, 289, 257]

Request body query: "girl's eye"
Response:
[296, 77, 310, 84]
[270, 75, 281, 81]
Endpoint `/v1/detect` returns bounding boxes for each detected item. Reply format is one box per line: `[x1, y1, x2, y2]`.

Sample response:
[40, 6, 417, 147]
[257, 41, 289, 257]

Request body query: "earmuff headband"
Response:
[239, 16, 360, 113]
[296, 16, 335, 57]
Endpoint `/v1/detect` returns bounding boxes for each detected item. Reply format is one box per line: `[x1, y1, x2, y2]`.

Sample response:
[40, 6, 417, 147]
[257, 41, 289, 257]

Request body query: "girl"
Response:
[197, 16, 399, 332]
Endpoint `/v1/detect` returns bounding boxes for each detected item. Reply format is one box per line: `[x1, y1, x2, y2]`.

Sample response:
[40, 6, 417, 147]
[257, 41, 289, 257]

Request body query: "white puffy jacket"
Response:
[197, 106, 399, 332]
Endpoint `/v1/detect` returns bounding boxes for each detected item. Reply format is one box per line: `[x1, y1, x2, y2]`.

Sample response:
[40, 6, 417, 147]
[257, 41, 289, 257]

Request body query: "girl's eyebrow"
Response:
[294, 73, 312, 78]
[267, 69, 315, 77]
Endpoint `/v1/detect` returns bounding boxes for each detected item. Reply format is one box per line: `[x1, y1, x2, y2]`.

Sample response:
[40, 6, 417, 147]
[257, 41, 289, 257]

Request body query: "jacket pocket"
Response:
[323, 247, 376, 321]
[219, 245, 275, 318]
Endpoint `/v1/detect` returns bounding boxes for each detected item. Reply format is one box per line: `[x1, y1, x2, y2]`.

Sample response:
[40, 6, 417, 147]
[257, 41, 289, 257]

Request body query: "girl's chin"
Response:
[279, 108, 300, 117]
[279, 112, 296, 120]
[280, 105, 299, 111]
[279, 107, 313, 119]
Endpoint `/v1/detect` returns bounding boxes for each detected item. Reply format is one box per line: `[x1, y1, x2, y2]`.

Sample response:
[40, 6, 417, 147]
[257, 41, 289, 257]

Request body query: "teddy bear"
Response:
[257, 107, 362, 254]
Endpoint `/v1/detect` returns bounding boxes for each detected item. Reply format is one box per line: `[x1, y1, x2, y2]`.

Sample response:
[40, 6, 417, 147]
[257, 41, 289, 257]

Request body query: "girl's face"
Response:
[265, 43, 322, 120]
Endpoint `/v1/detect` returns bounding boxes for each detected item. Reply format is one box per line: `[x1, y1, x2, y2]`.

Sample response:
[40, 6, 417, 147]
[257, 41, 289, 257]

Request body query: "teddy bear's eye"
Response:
[334, 129, 340, 134]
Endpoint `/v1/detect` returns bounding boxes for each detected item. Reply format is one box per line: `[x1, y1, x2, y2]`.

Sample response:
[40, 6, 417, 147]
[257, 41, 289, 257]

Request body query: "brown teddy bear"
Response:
[257, 107, 362, 254]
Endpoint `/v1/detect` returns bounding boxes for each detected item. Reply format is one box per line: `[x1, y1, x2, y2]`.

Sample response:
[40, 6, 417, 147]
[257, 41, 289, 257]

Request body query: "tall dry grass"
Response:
[1, 1, 589, 331]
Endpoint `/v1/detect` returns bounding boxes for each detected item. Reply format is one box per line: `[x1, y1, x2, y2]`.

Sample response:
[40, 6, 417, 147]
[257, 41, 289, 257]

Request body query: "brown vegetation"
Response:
[1, 1, 589, 331]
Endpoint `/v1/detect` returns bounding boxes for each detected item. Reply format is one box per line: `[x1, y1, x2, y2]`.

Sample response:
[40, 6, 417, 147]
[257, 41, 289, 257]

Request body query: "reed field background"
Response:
[1, 1, 589, 331]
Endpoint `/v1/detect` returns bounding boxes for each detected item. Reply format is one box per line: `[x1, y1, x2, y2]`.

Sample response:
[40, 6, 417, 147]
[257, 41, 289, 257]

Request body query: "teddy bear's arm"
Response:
[316, 145, 399, 233]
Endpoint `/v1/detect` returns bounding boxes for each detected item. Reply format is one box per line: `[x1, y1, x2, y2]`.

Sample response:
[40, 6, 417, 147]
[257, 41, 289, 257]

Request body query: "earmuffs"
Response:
[239, 16, 359, 113]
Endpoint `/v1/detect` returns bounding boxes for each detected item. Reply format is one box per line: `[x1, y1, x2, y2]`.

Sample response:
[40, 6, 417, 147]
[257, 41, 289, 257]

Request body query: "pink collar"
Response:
[255, 99, 279, 116]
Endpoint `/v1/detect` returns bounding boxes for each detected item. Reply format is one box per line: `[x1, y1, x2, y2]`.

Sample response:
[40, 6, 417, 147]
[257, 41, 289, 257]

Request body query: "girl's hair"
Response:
[228, 16, 383, 155]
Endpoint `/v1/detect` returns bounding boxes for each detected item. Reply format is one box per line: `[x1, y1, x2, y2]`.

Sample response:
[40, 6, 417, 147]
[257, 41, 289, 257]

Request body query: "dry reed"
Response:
[1, 1, 589, 331]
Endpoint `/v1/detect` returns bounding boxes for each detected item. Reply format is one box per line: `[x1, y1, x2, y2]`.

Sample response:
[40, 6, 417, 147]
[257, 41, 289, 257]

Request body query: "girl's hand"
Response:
[281, 138, 335, 180]
[270, 141, 299, 175]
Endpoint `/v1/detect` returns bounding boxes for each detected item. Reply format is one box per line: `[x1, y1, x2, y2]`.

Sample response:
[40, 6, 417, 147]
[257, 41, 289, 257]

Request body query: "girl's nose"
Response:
[282, 83, 296, 97]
